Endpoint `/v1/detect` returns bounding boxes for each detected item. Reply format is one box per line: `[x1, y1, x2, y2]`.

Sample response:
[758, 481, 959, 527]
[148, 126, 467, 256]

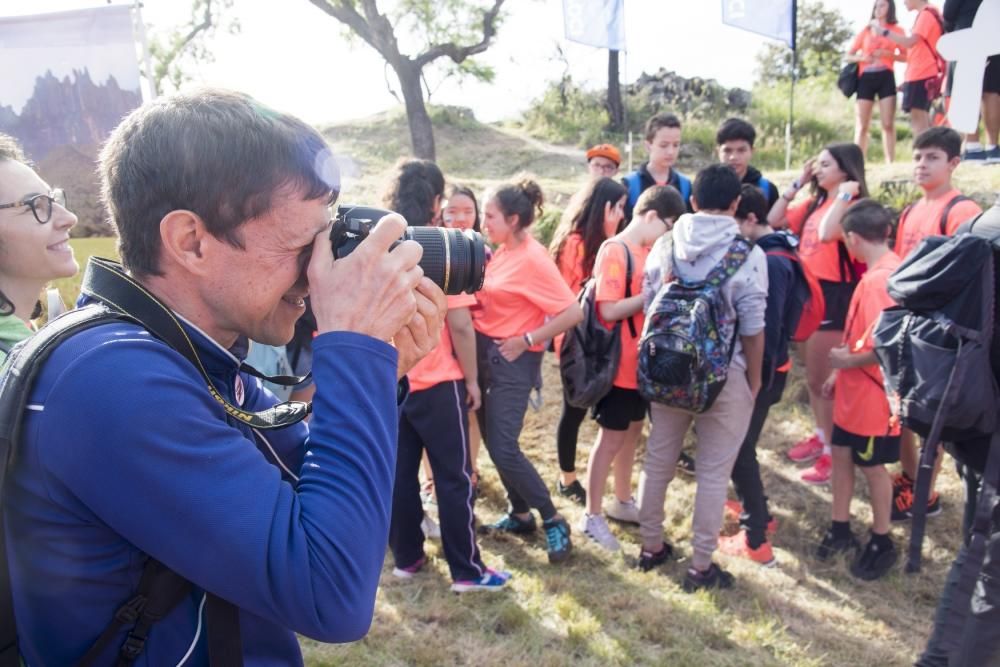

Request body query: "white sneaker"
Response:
[421, 514, 441, 540]
[578, 513, 620, 551]
[605, 497, 640, 525]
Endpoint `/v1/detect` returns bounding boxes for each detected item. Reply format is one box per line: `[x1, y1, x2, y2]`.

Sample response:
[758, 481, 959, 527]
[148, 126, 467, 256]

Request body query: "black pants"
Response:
[729, 371, 787, 547]
[917, 460, 1000, 666]
[389, 380, 485, 582]
[556, 395, 587, 474]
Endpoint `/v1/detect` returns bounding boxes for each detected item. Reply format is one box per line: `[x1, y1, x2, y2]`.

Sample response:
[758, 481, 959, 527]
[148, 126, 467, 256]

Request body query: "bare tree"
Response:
[306, 0, 506, 160]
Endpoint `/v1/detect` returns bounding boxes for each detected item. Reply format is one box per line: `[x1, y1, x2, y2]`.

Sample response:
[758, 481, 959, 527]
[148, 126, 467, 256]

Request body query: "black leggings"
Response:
[556, 394, 587, 474]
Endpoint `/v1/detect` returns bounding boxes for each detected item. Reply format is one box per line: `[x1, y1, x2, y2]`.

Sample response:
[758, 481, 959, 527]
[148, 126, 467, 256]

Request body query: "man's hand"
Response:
[829, 344, 853, 369]
[308, 214, 424, 341]
[394, 278, 447, 379]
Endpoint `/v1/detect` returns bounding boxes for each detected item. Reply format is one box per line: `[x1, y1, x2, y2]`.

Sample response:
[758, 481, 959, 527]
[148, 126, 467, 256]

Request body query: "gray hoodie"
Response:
[642, 212, 768, 371]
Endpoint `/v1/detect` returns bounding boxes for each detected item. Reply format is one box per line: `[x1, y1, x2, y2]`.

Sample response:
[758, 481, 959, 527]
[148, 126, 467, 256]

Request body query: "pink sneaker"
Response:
[801, 453, 832, 485]
[787, 435, 824, 463]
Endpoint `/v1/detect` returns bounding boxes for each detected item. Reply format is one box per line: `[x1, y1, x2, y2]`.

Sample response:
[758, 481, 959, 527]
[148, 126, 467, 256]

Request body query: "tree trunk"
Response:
[395, 60, 436, 160]
[606, 49, 624, 133]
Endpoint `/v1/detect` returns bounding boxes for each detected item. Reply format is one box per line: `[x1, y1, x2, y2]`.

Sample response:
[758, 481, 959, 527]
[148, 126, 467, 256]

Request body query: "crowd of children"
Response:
[370, 110, 991, 600]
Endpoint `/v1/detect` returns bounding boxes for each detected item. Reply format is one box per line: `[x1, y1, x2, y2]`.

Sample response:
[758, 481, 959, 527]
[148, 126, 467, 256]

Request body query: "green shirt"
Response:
[0, 313, 33, 364]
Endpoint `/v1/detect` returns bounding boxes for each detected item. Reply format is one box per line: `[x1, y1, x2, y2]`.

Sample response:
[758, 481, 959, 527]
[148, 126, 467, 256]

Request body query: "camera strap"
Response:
[81, 257, 311, 430]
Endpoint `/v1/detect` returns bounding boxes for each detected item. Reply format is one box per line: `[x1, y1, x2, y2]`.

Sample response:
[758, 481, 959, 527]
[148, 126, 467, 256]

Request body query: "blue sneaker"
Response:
[478, 513, 536, 535]
[987, 146, 1000, 164]
[543, 516, 572, 563]
[450, 568, 512, 592]
[963, 147, 988, 162]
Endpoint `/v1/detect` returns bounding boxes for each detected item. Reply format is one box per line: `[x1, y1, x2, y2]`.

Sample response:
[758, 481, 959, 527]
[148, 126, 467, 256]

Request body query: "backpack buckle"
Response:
[120, 632, 147, 660]
[114, 595, 147, 624]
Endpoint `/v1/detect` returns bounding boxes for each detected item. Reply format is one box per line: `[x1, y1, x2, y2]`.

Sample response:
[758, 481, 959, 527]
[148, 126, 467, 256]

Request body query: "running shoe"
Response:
[963, 147, 988, 162]
[478, 512, 536, 535]
[987, 146, 1000, 164]
[605, 496, 640, 525]
[543, 516, 573, 563]
[718, 530, 776, 567]
[682, 563, 735, 592]
[722, 500, 778, 535]
[578, 513, 620, 552]
[392, 555, 427, 579]
[450, 568, 512, 593]
[850, 536, 897, 581]
[787, 434, 824, 463]
[557, 479, 587, 506]
[636, 541, 675, 572]
[816, 528, 859, 561]
[801, 453, 832, 485]
[676, 452, 697, 476]
[891, 487, 942, 522]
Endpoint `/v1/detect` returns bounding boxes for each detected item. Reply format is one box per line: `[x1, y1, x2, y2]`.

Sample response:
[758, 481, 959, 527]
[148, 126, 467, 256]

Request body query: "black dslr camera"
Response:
[329, 205, 487, 295]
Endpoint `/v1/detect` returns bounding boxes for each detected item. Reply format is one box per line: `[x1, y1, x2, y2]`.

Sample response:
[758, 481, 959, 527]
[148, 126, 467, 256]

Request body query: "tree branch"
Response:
[307, 0, 401, 64]
[413, 0, 505, 69]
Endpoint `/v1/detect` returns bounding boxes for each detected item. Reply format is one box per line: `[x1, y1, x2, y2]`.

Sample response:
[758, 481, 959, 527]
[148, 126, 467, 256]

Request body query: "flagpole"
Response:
[784, 0, 797, 171]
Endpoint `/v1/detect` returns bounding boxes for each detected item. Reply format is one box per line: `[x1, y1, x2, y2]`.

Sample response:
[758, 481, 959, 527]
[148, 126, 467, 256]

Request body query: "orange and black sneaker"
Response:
[718, 530, 776, 567]
[891, 487, 943, 522]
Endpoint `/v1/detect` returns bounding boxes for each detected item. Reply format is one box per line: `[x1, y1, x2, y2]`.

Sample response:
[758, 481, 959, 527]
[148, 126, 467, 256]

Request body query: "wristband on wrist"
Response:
[881, 28, 889, 37]
[523, 332, 534, 347]
[791, 178, 801, 190]
[837, 191, 853, 202]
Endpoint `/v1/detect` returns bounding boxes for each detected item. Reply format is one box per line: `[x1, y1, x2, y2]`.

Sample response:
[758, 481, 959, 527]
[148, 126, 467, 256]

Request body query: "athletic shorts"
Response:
[832, 425, 901, 467]
[986, 56, 1000, 94]
[818, 280, 857, 331]
[902, 78, 933, 112]
[857, 69, 896, 101]
[593, 386, 647, 431]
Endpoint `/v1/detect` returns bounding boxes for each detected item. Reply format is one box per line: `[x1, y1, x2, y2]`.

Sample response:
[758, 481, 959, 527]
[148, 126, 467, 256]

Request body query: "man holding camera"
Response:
[0, 89, 446, 664]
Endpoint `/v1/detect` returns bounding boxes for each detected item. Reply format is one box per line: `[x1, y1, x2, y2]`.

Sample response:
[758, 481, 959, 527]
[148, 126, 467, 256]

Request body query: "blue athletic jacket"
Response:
[4, 312, 399, 665]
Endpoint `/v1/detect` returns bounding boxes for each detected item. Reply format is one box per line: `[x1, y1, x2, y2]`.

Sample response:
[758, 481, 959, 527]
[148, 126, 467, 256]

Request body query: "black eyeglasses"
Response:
[0, 189, 67, 224]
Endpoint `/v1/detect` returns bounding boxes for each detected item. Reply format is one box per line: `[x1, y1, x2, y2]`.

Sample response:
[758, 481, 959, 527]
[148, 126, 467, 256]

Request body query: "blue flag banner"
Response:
[563, 0, 626, 51]
[721, 0, 795, 49]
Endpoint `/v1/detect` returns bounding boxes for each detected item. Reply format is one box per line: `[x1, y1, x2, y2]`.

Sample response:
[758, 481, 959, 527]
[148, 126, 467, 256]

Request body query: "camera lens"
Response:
[402, 227, 486, 295]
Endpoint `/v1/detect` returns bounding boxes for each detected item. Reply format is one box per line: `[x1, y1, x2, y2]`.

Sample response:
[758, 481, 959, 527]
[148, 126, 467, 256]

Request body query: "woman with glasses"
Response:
[0, 133, 78, 362]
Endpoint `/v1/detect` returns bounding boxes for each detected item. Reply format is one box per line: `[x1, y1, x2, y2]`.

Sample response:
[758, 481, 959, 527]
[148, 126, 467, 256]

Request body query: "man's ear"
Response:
[690, 194, 700, 212]
[159, 210, 213, 275]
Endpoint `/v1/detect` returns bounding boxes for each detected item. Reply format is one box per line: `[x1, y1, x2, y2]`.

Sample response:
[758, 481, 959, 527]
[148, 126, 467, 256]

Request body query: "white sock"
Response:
[966, 141, 984, 152]
[987, 144, 998, 152]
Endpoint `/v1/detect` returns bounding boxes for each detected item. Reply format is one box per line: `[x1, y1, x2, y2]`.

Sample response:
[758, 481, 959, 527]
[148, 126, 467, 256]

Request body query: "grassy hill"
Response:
[59, 107, 1000, 667]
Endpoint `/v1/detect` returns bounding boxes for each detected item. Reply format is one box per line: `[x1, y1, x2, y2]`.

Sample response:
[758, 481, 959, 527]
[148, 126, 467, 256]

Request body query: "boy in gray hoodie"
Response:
[635, 165, 768, 591]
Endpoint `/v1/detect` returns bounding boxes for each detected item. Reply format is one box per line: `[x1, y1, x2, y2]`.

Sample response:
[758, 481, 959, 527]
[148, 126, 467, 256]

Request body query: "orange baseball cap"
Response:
[586, 143, 621, 166]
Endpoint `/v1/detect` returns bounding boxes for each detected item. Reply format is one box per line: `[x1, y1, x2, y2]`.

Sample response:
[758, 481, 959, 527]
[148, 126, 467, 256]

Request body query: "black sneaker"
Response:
[557, 479, 587, 506]
[478, 512, 536, 535]
[682, 563, 735, 592]
[543, 517, 572, 564]
[815, 528, 860, 561]
[636, 541, 675, 572]
[850, 536, 898, 581]
[677, 452, 696, 477]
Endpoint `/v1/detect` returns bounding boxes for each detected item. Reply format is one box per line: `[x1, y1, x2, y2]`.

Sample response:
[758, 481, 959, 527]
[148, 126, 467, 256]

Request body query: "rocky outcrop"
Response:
[628, 68, 752, 118]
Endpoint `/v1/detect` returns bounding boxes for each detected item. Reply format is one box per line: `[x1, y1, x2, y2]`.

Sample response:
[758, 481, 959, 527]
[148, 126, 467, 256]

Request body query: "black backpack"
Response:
[873, 215, 1000, 571]
[559, 241, 635, 409]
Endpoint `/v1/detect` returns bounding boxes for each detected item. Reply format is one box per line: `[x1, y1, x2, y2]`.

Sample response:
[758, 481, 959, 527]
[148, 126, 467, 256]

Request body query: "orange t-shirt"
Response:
[473, 235, 577, 350]
[786, 197, 854, 283]
[557, 232, 588, 295]
[894, 189, 983, 258]
[407, 293, 477, 391]
[833, 252, 902, 437]
[594, 238, 648, 390]
[850, 24, 906, 75]
[905, 7, 943, 82]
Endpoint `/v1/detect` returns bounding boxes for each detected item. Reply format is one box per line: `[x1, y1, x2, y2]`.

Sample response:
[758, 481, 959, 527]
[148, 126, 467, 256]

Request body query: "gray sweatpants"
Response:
[637, 371, 754, 570]
[475, 332, 556, 520]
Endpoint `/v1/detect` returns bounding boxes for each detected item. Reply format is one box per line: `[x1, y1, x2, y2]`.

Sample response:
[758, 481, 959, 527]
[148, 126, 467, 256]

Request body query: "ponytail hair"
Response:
[491, 175, 544, 229]
[381, 158, 445, 227]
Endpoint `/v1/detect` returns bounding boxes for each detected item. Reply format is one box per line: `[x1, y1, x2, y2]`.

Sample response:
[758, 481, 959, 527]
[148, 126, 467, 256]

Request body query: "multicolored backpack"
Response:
[638, 237, 751, 412]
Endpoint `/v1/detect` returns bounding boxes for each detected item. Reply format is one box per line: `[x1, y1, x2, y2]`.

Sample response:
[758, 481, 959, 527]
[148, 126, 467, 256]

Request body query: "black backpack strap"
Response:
[939, 195, 973, 235]
[614, 240, 638, 338]
[206, 594, 243, 665]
